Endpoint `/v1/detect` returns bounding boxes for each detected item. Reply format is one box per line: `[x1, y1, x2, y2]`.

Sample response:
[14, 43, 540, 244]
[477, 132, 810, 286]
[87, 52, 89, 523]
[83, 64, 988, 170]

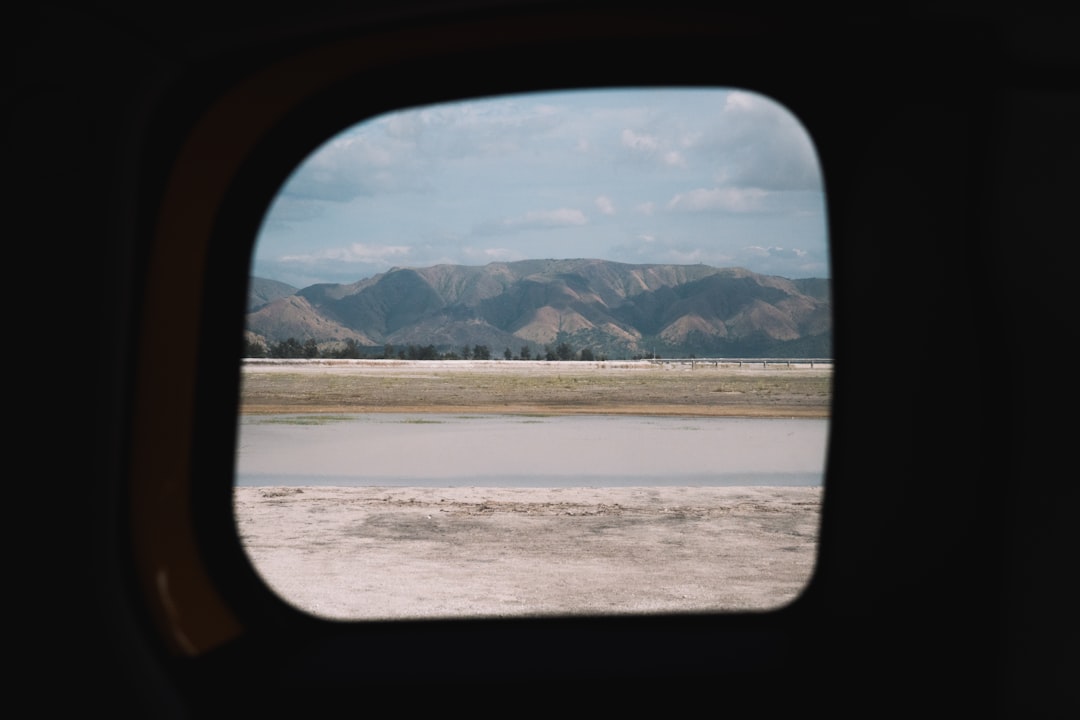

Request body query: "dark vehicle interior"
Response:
[16, 2, 1075, 715]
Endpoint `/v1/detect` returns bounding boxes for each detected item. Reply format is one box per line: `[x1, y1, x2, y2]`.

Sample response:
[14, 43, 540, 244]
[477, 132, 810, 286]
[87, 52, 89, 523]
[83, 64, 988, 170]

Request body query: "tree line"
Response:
[242, 337, 628, 361]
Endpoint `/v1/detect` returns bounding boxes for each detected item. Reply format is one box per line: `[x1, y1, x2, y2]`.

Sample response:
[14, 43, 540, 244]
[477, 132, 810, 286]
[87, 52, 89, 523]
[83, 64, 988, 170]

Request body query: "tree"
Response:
[242, 337, 267, 358]
[338, 339, 360, 358]
[519, 345, 531, 360]
[271, 337, 304, 358]
[473, 344, 491, 360]
[579, 347, 594, 361]
[555, 341, 574, 361]
[504, 347, 513, 360]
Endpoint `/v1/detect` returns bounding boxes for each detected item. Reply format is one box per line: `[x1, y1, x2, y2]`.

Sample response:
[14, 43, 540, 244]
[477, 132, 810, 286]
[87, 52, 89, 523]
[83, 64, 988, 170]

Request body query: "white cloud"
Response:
[282, 133, 418, 201]
[255, 88, 830, 286]
[731, 245, 828, 278]
[445, 246, 503, 265]
[259, 195, 324, 232]
[402, 98, 563, 158]
[665, 89, 823, 192]
[666, 187, 769, 213]
[724, 90, 758, 112]
[663, 151, 686, 167]
[510, 208, 588, 228]
[678, 131, 702, 148]
[740, 245, 807, 260]
[382, 111, 424, 140]
[463, 246, 519, 262]
[281, 242, 412, 264]
[610, 233, 740, 269]
[664, 248, 706, 264]
[619, 129, 688, 169]
[473, 207, 589, 236]
[621, 129, 661, 152]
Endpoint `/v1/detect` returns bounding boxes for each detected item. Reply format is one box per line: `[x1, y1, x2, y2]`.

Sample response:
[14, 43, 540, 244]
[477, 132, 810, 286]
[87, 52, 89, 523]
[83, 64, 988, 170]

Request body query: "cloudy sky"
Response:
[253, 87, 829, 289]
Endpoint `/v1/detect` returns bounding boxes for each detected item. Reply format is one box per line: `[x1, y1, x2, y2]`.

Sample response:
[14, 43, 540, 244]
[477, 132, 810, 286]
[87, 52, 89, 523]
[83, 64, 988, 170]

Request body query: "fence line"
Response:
[649, 358, 833, 369]
[241, 357, 833, 369]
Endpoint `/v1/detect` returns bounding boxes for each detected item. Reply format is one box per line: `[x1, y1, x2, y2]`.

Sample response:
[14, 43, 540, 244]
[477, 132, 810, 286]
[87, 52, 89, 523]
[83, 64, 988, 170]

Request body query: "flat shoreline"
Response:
[238, 359, 833, 418]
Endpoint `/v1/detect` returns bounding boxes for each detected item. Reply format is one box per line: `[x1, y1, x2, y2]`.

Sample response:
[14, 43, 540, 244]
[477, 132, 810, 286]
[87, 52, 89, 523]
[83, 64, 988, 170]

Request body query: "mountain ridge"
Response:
[246, 259, 831, 358]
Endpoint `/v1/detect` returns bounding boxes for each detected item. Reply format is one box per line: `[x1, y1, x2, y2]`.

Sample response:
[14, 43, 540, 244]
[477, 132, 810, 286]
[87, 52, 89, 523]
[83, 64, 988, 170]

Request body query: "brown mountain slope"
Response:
[247, 259, 831, 357]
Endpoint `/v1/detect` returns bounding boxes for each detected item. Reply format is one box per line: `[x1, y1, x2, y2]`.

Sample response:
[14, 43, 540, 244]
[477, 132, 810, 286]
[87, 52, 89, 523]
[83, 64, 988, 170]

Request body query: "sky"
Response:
[252, 87, 829, 290]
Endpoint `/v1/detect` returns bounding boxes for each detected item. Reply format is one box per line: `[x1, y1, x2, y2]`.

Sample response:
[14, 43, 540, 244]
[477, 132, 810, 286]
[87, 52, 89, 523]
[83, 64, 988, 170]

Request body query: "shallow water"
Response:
[235, 413, 828, 487]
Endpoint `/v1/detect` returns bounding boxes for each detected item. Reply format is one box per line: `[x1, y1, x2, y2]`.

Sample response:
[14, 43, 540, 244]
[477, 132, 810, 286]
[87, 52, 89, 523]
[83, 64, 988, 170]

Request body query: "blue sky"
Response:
[253, 87, 829, 289]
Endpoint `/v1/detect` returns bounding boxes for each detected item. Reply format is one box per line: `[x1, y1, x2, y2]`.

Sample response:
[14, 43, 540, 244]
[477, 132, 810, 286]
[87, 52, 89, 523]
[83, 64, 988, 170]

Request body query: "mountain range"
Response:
[246, 259, 832, 358]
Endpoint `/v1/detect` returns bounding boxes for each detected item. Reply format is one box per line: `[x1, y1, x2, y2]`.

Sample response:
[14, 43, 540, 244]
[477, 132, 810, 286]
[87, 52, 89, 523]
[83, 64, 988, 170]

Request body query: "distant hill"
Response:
[246, 259, 831, 358]
[247, 277, 299, 312]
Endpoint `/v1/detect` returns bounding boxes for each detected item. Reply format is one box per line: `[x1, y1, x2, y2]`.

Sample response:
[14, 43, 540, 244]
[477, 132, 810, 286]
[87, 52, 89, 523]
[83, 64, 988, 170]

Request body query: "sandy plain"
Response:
[235, 359, 831, 620]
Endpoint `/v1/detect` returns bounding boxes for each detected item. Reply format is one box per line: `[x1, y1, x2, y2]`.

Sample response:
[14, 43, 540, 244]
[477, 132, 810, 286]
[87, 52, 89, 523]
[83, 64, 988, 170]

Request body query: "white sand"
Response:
[234, 484, 822, 620]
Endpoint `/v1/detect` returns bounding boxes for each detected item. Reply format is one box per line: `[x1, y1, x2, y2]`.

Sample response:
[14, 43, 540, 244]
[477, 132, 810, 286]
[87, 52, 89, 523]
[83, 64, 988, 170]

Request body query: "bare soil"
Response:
[235, 485, 823, 620]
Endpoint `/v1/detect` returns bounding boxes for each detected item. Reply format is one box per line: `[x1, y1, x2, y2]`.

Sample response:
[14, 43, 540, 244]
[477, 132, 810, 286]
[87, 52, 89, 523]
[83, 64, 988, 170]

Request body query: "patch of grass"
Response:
[400, 418, 444, 424]
[254, 415, 356, 425]
[239, 364, 832, 417]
